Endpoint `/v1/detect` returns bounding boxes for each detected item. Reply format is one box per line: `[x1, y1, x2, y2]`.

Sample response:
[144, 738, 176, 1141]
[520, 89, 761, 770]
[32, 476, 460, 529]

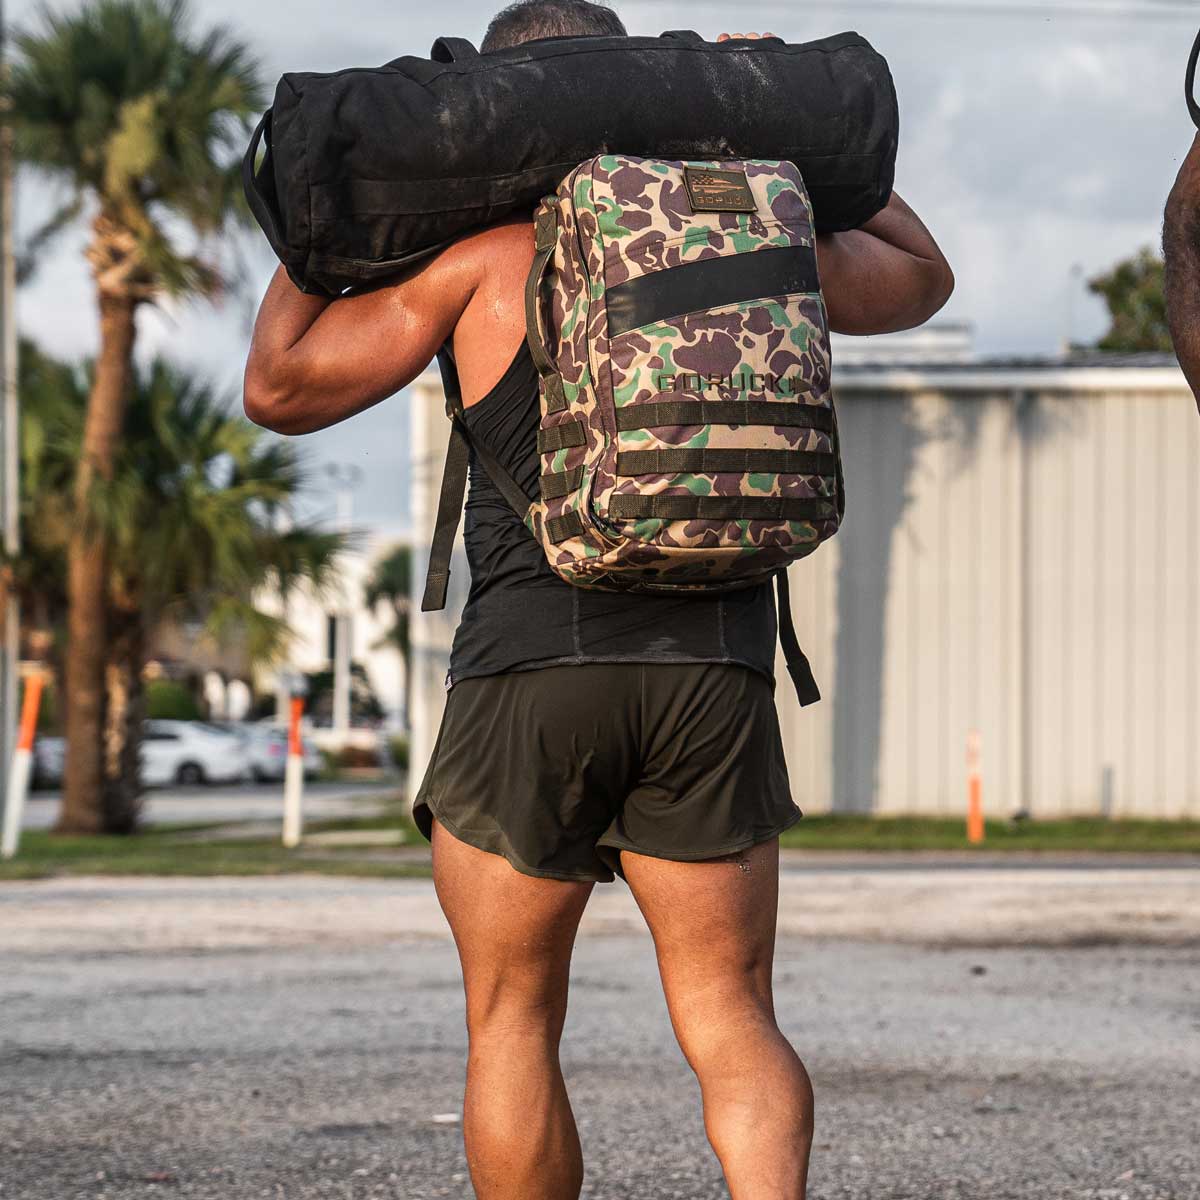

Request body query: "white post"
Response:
[2, 673, 42, 860]
[332, 612, 352, 737]
[282, 695, 305, 848]
[0, 0, 20, 841]
[408, 374, 457, 795]
[329, 475, 358, 741]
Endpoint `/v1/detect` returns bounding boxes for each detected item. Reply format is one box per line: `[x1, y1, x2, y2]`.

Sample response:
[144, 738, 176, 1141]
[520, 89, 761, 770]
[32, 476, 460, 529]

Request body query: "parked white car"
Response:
[214, 723, 323, 783]
[32, 736, 66, 790]
[141, 720, 249, 787]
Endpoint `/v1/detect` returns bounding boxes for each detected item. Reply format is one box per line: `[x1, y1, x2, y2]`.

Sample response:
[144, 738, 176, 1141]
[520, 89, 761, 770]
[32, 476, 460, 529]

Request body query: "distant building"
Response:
[254, 532, 408, 741]
[408, 348, 1198, 819]
[831, 321, 976, 365]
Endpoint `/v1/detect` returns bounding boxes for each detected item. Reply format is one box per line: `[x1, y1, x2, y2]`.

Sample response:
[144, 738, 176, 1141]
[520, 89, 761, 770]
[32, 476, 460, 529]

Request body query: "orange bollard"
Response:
[966, 730, 984, 845]
[3, 673, 46, 859]
[282, 695, 306, 848]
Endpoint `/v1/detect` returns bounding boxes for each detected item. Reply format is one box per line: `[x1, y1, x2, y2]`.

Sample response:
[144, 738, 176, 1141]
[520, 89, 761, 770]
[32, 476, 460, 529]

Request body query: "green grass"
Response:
[778, 815, 1200, 854]
[3, 812, 1198, 882]
[0, 804, 431, 882]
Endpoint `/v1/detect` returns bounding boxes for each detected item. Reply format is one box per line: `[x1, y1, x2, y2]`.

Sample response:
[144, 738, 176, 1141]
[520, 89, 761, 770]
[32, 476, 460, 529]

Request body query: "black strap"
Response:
[1189, 28, 1200, 130]
[431, 36, 481, 63]
[609, 494, 838, 522]
[615, 401, 835, 433]
[242, 110, 284, 253]
[616, 449, 836, 477]
[659, 30, 706, 45]
[421, 348, 535, 613]
[525, 205, 568, 413]
[776, 570, 821, 707]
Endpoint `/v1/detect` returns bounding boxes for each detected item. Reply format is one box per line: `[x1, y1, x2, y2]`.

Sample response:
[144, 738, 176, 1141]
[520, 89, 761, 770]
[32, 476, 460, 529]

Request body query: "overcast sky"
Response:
[11, 0, 1199, 535]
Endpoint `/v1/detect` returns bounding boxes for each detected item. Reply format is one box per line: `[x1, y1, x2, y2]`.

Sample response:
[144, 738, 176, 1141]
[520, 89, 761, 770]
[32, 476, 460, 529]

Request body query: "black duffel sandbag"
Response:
[244, 29, 899, 297]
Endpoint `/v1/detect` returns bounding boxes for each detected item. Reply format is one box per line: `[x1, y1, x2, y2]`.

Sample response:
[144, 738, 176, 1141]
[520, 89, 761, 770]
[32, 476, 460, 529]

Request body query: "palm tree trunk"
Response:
[103, 606, 145, 834]
[57, 290, 137, 834]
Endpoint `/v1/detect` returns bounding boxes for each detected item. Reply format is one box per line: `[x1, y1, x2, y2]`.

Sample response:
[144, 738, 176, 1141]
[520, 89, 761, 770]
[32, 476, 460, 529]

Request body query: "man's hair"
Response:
[481, 0, 626, 53]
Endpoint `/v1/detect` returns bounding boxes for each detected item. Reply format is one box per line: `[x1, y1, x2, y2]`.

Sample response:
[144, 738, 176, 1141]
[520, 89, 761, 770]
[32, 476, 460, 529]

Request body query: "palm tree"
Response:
[15, 342, 344, 831]
[10, 0, 265, 831]
[364, 545, 413, 731]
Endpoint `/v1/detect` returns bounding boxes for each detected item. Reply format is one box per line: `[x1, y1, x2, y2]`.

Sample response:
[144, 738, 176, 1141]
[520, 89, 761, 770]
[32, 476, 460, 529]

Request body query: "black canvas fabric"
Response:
[243, 30, 899, 296]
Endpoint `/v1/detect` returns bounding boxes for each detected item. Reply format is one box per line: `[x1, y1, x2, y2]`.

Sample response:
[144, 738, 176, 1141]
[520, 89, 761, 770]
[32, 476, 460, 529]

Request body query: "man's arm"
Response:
[1164, 134, 1200, 408]
[816, 191, 955, 336]
[243, 241, 482, 435]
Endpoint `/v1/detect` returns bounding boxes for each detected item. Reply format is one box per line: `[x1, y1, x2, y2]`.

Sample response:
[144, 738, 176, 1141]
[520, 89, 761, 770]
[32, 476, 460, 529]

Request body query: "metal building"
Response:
[408, 353, 1198, 819]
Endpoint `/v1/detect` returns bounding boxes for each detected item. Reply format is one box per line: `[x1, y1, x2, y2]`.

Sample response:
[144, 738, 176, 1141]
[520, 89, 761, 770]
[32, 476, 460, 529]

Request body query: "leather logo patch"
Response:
[683, 167, 757, 214]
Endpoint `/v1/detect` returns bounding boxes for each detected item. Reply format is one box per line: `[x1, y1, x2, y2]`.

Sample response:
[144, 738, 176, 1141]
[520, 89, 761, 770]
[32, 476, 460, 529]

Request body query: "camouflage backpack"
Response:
[423, 154, 844, 704]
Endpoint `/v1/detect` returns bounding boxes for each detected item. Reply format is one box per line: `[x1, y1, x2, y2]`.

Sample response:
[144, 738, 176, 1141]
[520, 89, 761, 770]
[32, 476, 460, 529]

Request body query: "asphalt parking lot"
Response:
[2, 872, 1198, 1200]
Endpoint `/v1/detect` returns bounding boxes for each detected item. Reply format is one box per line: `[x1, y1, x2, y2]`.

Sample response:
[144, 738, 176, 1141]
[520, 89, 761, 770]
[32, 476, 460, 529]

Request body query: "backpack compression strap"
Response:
[1189, 28, 1200, 130]
[421, 348, 535, 613]
[776, 570, 822, 707]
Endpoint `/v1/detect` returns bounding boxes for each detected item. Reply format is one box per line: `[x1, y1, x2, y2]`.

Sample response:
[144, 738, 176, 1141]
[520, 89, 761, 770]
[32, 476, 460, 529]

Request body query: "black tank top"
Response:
[447, 343, 779, 686]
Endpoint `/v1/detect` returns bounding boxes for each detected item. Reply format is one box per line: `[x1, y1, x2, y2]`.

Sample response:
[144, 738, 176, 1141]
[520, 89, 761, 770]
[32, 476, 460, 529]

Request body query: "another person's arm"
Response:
[1164, 134, 1200, 408]
[816, 191, 955, 336]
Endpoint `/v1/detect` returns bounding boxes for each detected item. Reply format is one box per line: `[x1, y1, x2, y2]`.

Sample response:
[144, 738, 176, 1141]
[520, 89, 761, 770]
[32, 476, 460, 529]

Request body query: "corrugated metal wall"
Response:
[410, 366, 1200, 819]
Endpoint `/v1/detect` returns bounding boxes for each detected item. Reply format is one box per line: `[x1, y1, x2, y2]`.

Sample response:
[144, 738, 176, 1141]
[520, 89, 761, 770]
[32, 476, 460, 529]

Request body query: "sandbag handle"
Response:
[524, 201, 568, 414]
[242, 110, 285, 255]
[1188, 27, 1200, 130]
[432, 36, 482, 64]
[660, 30, 707, 45]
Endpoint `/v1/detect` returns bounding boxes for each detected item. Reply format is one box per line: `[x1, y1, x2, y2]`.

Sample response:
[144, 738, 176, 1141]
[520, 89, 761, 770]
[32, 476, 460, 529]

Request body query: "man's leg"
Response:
[432, 819, 595, 1200]
[621, 838, 814, 1200]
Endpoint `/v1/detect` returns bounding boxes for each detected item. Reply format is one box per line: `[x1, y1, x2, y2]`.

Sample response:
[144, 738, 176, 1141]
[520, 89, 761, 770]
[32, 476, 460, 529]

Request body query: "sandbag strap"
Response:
[616, 449, 836, 476]
[609, 495, 838, 522]
[615, 401, 835, 433]
[776, 570, 821, 706]
[1188, 28, 1200, 130]
[538, 420, 587, 453]
[540, 467, 584, 500]
[525, 203, 568, 413]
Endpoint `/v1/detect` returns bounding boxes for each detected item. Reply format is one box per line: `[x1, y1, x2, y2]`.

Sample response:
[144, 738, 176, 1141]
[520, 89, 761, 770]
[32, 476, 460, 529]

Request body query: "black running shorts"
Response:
[413, 662, 800, 883]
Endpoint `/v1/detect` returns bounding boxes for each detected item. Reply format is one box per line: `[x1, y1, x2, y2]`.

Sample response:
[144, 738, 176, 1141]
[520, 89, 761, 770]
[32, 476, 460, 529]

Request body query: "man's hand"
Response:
[717, 31, 777, 41]
[1164, 133, 1200, 409]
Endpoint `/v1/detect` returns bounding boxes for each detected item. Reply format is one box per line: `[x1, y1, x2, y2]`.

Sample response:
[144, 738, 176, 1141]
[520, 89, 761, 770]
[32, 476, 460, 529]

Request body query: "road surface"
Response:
[20, 781, 392, 832]
[1, 870, 1198, 1199]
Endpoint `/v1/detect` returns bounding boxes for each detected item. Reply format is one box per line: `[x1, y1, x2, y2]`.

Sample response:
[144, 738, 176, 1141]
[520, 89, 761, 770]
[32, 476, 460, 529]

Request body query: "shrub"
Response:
[388, 735, 409, 772]
[146, 680, 201, 720]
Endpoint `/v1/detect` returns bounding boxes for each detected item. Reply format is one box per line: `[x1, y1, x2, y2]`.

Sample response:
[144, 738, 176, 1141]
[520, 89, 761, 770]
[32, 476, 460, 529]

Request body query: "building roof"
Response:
[834, 351, 1188, 394]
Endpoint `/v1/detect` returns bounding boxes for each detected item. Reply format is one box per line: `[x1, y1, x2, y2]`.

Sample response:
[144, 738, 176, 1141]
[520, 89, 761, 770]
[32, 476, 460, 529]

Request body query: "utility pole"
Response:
[0, 0, 21, 830]
[325, 464, 362, 743]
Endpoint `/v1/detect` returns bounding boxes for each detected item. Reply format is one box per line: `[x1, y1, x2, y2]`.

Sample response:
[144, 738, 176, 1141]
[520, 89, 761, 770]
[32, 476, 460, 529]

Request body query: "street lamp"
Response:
[324, 463, 363, 741]
[0, 0, 21, 825]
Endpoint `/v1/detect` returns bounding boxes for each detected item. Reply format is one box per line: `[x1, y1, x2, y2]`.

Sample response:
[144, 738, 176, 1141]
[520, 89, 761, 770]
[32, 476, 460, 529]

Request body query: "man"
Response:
[1165, 134, 1200, 407]
[244, 4, 953, 1197]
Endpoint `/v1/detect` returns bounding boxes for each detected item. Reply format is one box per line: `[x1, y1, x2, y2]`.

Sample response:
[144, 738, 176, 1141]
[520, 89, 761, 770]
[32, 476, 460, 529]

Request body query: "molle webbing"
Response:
[537, 421, 586, 453]
[616, 449, 836, 477]
[608, 495, 838, 522]
[539, 466, 584, 500]
[606, 244, 821, 337]
[614, 401, 835, 434]
[547, 511, 587, 544]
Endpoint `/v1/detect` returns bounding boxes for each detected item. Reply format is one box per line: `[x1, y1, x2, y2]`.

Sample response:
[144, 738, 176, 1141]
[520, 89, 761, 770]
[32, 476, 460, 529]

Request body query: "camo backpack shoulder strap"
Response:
[421, 347, 533, 613]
